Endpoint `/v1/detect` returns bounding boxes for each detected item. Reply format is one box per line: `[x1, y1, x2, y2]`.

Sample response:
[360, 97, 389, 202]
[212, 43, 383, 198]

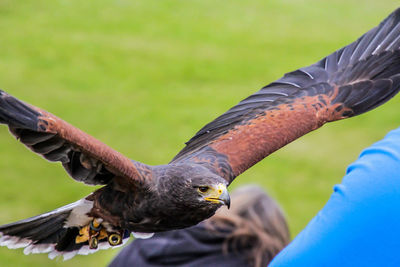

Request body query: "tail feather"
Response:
[0, 198, 130, 260]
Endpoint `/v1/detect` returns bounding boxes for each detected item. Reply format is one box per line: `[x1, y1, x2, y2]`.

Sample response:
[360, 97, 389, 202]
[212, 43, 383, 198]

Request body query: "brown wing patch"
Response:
[209, 90, 350, 177]
[172, 9, 400, 183]
[33, 107, 144, 184]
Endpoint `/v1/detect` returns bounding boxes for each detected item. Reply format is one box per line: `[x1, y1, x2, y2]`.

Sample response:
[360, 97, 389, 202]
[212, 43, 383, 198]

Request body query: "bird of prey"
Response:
[0, 8, 400, 260]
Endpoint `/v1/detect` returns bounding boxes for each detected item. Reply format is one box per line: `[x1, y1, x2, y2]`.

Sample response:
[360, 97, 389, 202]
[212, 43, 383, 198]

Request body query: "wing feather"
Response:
[172, 8, 400, 183]
[0, 91, 147, 186]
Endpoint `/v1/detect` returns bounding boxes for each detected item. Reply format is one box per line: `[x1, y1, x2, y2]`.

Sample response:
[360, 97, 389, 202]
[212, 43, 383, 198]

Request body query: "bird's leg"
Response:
[75, 218, 124, 249]
[88, 219, 102, 249]
[75, 218, 107, 249]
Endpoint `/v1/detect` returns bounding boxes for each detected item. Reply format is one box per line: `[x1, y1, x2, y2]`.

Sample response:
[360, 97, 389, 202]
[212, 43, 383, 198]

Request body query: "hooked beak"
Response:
[204, 184, 231, 209]
[219, 187, 231, 209]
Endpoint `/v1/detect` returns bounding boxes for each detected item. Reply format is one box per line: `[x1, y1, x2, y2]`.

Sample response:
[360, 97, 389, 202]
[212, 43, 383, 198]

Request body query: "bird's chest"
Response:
[122, 199, 217, 233]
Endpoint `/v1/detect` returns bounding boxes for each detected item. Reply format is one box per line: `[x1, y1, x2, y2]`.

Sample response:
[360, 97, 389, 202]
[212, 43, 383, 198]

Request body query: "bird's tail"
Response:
[0, 198, 130, 260]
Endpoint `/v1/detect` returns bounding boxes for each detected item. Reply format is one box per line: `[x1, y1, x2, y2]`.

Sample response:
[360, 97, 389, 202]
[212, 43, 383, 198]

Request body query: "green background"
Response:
[0, 0, 398, 266]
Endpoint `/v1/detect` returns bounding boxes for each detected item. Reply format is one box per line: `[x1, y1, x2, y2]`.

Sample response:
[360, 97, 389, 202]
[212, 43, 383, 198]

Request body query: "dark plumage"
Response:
[89, 163, 228, 233]
[1, 8, 400, 259]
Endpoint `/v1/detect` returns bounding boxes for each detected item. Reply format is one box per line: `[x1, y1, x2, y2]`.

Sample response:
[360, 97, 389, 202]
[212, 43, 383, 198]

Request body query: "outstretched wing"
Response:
[171, 8, 400, 184]
[0, 91, 148, 185]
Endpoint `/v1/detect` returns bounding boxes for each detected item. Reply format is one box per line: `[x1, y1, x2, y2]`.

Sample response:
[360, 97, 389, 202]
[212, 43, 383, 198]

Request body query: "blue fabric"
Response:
[270, 127, 400, 266]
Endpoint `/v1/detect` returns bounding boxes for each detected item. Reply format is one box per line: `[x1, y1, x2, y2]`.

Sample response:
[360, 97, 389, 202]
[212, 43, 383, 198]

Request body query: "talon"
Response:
[75, 219, 105, 245]
[108, 233, 122, 246]
[76, 224, 90, 244]
[75, 232, 88, 244]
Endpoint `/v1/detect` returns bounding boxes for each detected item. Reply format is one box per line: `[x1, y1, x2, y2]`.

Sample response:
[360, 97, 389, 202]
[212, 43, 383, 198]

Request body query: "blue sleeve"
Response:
[270, 127, 400, 267]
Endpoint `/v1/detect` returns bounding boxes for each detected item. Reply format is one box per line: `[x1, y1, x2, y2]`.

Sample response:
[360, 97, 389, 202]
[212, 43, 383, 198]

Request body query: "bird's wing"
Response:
[171, 8, 400, 183]
[0, 91, 149, 185]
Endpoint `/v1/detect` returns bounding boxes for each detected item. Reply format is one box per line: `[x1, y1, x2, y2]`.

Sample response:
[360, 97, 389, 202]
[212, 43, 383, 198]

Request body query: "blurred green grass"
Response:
[0, 0, 399, 266]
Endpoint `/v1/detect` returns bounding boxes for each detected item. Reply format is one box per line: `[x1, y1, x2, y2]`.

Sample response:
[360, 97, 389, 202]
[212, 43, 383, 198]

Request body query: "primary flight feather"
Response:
[0, 8, 400, 260]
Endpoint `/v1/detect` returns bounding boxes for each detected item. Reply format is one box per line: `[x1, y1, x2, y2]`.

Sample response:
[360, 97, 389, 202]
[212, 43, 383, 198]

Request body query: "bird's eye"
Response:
[198, 186, 209, 193]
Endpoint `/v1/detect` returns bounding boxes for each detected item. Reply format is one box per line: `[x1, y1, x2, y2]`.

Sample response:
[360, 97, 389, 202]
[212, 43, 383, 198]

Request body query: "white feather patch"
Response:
[64, 199, 93, 227]
[0, 233, 56, 255]
[132, 232, 154, 239]
[0, 235, 31, 249]
[46, 235, 131, 261]
[24, 243, 54, 255]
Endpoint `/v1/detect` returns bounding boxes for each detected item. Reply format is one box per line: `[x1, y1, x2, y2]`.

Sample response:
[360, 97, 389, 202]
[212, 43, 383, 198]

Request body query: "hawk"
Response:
[1, 8, 400, 260]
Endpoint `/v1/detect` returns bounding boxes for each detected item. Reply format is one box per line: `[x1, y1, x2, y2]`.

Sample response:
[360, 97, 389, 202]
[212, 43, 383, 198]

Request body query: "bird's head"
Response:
[190, 176, 230, 209]
[154, 164, 230, 215]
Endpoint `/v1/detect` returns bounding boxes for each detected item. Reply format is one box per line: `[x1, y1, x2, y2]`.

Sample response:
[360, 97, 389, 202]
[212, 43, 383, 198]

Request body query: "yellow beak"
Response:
[204, 183, 231, 208]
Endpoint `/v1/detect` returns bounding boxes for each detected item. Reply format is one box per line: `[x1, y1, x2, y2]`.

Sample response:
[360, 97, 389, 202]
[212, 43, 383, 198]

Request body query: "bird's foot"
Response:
[75, 219, 123, 249]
